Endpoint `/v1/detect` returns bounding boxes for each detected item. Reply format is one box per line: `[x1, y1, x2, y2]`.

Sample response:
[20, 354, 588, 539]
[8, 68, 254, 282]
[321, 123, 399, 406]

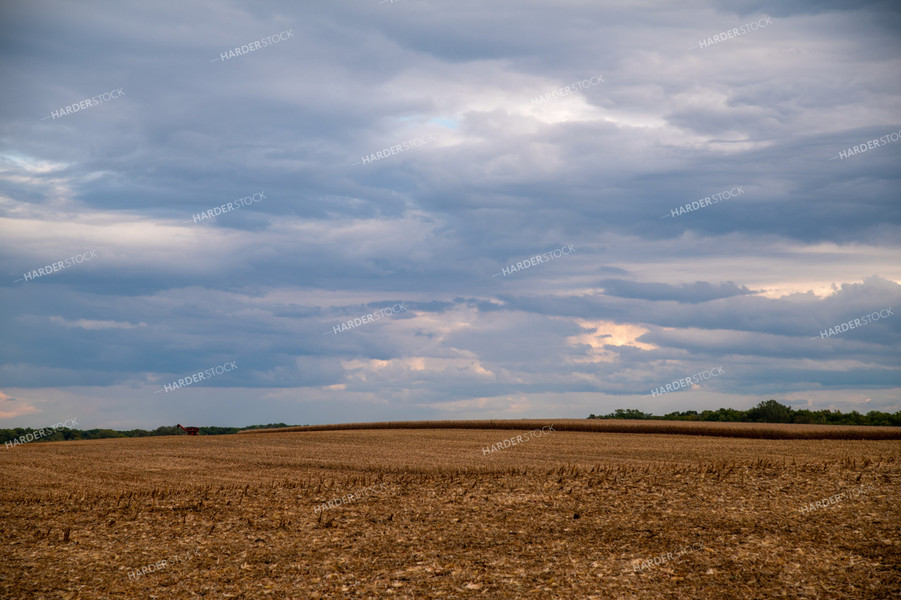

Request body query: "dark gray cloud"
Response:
[598, 280, 757, 303]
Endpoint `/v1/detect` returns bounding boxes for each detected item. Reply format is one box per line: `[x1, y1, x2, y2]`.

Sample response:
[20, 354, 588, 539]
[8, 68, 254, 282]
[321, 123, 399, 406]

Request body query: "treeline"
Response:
[589, 400, 901, 426]
[1, 423, 296, 445]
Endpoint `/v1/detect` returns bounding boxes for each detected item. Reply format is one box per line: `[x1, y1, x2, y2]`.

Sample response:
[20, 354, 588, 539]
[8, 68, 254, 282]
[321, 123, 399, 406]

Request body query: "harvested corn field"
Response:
[238, 418, 901, 440]
[1, 424, 898, 599]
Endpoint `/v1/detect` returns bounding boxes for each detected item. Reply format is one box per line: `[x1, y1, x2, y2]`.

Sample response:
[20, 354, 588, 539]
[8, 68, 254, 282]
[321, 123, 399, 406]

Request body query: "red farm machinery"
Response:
[177, 424, 200, 436]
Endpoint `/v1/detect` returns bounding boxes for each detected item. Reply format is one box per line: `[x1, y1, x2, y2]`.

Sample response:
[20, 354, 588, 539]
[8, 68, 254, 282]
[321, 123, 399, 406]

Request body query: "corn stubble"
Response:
[0, 423, 898, 599]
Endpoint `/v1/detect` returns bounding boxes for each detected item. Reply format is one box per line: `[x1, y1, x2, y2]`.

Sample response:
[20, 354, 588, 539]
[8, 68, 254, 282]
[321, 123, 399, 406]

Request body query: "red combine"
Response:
[177, 424, 200, 436]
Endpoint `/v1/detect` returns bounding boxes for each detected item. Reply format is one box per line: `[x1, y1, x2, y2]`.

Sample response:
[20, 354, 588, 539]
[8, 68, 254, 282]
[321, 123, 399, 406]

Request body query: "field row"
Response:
[238, 418, 901, 440]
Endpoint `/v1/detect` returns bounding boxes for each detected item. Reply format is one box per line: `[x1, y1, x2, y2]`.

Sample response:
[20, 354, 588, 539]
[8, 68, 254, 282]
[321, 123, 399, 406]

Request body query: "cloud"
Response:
[48, 316, 147, 330]
[598, 280, 757, 303]
[0, 390, 39, 420]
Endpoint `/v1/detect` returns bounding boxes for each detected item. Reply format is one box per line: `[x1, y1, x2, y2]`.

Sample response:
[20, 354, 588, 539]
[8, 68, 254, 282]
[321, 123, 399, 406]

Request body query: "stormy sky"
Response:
[1, 0, 899, 429]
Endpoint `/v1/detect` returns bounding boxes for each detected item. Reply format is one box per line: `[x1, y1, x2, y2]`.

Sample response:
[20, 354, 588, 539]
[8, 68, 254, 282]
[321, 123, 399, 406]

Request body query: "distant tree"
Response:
[154, 425, 181, 436]
[603, 408, 655, 420]
[713, 408, 745, 422]
[82, 429, 126, 440]
[745, 400, 794, 423]
[792, 409, 822, 425]
[589, 400, 901, 426]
